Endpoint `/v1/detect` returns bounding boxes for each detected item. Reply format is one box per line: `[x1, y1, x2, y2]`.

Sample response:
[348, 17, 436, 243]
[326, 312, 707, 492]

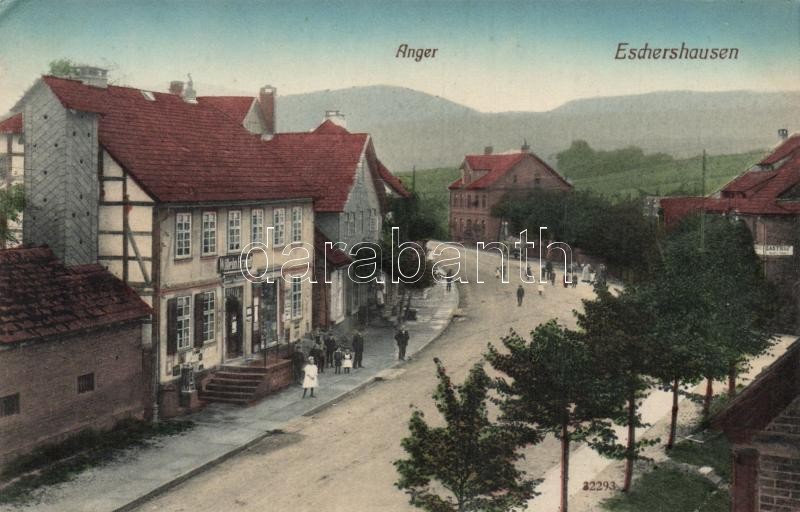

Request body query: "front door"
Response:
[225, 287, 243, 358]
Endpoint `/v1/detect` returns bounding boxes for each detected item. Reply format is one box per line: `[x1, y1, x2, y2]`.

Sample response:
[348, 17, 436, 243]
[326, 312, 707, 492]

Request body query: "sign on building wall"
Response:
[754, 244, 794, 257]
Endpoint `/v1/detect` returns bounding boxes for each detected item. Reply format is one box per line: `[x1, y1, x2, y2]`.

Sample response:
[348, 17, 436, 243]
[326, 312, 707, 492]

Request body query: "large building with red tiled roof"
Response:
[448, 144, 572, 243]
[0, 246, 151, 464]
[9, 68, 408, 415]
[661, 132, 800, 329]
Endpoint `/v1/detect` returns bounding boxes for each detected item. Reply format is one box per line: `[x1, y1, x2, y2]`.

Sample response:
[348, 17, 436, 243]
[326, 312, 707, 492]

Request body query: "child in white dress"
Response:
[342, 349, 353, 374]
[302, 356, 318, 398]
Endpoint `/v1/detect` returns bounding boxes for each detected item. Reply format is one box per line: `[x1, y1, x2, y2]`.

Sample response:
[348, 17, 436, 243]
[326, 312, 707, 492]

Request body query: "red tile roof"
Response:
[41, 76, 315, 204]
[0, 247, 151, 345]
[760, 134, 800, 166]
[661, 150, 800, 226]
[0, 113, 22, 134]
[265, 129, 369, 212]
[37, 77, 401, 211]
[197, 96, 255, 124]
[448, 151, 571, 190]
[314, 228, 352, 268]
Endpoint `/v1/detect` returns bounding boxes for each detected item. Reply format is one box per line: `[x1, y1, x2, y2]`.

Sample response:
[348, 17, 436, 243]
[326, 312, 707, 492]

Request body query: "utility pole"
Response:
[411, 165, 416, 194]
[700, 149, 706, 252]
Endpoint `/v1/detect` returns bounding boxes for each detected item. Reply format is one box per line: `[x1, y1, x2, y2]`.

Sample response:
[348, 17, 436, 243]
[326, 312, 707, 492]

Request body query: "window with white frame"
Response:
[273, 208, 286, 246]
[227, 211, 241, 252]
[291, 276, 302, 318]
[202, 212, 216, 255]
[175, 213, 191, 258]
[177, 295, 191, 349]
[291, 207, 302, 242]
[202, 291, 215, 343]
[251, 209, 264, 244]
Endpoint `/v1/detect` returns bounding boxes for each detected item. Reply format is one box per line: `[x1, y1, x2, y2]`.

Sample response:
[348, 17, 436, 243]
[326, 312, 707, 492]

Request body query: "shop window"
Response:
[291, 276, 302, 318]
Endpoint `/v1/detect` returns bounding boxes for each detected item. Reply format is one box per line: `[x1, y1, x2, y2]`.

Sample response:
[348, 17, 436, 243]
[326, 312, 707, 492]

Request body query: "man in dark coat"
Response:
[324, 332, 336, 368]
[516, 284, 525, 306]
[291, 345, 307, 384]
[395, 325, 410, 360]
[310, 341, 325, 373]
[351, 329, 365, 369]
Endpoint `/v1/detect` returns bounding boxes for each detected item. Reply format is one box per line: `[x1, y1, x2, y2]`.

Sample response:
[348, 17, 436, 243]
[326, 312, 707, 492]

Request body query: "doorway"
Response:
[225, 286, 243, 359]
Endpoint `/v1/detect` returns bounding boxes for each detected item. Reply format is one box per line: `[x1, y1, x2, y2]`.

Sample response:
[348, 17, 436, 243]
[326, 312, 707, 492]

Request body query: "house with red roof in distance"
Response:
[448, 143, 573, 243]
[0, 246, 151, 465]
[661, 130, 800, 330]
[9, 66, 408, 415]
[0, 112, 24, 247]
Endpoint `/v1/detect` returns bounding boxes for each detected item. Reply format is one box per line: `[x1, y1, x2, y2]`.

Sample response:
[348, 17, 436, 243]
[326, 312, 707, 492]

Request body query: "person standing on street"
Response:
[445, 269, 453, 292]
[302, 357, 318, 398]
[333, 346, 343, 374]
[310, 341, 325, 374]
[292, 345, 306, 384]
[324, 331, 336, 368]
[395, 325, 410, 360]
[351, 329, 365, 369]
[550, 271, 556, 286]
[516, 284, 525, 306]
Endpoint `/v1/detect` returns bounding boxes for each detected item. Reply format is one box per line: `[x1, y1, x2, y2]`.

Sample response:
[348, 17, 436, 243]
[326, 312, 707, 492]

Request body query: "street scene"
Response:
[1, 1, 800, 512]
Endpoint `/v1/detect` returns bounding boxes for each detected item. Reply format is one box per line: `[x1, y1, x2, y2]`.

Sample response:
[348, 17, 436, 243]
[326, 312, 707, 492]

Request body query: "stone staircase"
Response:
[199, 365, 268, 406]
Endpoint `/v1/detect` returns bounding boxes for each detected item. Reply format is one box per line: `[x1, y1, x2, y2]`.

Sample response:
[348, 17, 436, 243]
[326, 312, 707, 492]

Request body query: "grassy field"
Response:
[395, 150, 765, 232]
[571, 150, 764, 199]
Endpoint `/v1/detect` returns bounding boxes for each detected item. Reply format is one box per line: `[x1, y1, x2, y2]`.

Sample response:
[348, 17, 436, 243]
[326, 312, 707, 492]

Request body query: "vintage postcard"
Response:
[0, 1, 798, 511]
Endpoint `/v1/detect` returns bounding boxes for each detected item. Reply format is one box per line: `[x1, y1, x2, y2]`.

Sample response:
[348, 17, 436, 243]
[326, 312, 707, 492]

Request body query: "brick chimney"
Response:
[778, 128, 789, 140]
[324, 110, 346, 128]
[521, 139, 530, 153]
[259, 86, 276, 140]
[169, 81, 184, 96]
[484, 145, 493, 155]
[182, 74, 197, 103]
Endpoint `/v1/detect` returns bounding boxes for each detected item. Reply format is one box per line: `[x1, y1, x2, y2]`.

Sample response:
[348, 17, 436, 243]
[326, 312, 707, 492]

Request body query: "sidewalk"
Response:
[6, 282, 459, 512]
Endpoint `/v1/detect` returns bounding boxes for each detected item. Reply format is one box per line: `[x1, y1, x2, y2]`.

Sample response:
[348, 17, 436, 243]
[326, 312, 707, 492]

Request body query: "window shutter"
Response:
[194, 293, 205, 348]
[166, 298, 178, 355]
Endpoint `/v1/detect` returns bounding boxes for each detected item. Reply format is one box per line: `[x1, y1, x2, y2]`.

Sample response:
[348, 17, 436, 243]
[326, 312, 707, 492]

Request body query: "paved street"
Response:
[8, 245, 793, 512]
[134, 247, 599, 512]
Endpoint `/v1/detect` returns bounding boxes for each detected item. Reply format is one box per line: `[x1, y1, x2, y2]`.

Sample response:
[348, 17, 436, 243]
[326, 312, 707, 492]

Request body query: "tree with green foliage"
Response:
[487, 321, 616, 512]
[48, 58, 75, 77]
[660, 215, 774, 417]
[0, 184, 25, 248]
[387, 191, 441, 242]
[492, 189, 659, 281]
[395, 358, 539, 512]
[576, 283, 659, 492]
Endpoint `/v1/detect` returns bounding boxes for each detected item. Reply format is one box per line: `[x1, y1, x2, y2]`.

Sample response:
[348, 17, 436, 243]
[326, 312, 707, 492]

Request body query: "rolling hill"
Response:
[276, 86, 799, 173]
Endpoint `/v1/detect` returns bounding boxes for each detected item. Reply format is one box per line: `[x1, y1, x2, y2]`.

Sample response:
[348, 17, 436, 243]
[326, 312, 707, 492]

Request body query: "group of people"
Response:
[295, 325, 411, 398]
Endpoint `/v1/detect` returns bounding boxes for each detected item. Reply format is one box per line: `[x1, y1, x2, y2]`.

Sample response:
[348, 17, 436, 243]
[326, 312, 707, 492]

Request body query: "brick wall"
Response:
[0, 323, 145, 466]
[759, 453, 800, 511]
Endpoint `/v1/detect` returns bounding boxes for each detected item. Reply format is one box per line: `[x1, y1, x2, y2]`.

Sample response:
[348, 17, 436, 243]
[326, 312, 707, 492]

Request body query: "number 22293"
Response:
[583, 481, 617, 491]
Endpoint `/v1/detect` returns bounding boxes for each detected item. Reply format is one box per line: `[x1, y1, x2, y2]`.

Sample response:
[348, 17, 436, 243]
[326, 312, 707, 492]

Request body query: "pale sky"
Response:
[0, 0, 798, 115]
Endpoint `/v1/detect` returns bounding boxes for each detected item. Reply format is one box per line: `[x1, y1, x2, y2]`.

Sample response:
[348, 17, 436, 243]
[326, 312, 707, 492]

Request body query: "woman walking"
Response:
[302, 356, 318, 398]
